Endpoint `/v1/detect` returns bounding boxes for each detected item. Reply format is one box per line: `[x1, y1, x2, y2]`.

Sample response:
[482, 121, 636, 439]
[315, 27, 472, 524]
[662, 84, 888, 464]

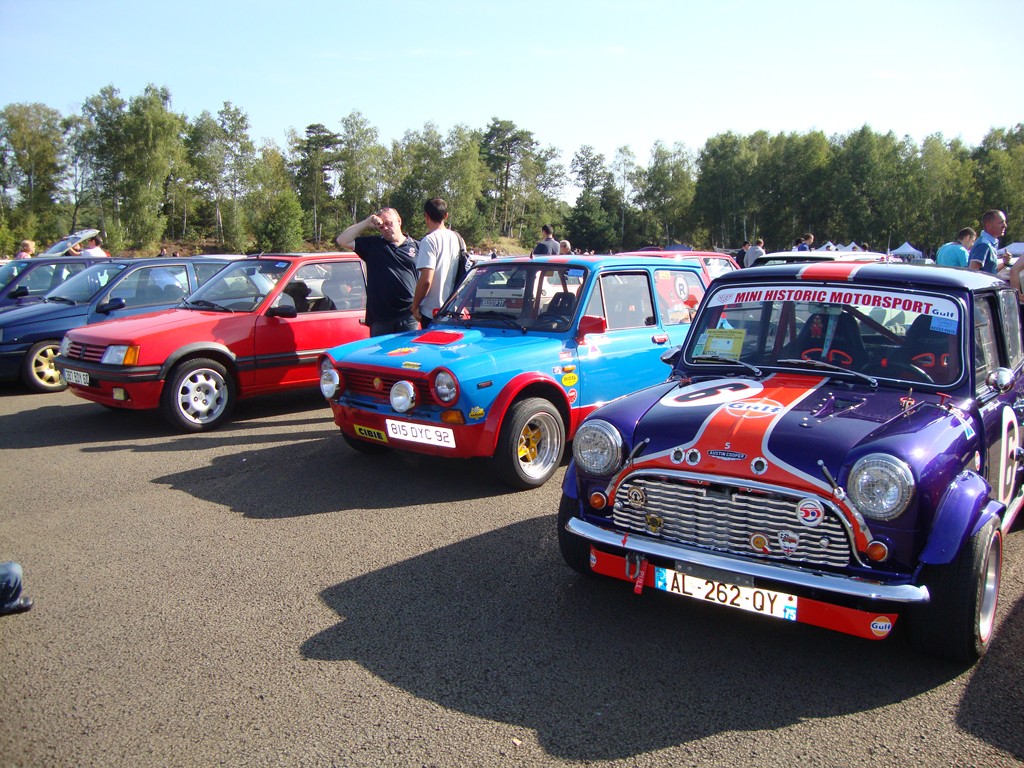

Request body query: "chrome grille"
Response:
[613, 474, 852, 567]
[64, 341, 105, 363]
[342, 367, 429, 403]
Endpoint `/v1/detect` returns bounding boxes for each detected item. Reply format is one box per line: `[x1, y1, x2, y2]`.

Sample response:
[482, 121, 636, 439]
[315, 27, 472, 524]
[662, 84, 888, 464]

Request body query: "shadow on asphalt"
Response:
[957, 591, 1024, 759]
[302, 516, 971, 761]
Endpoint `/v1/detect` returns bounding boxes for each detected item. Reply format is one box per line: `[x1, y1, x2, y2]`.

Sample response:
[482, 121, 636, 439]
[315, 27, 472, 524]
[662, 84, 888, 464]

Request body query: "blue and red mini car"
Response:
[559, 261, 1022, 662]
[319, 254, 709, 488]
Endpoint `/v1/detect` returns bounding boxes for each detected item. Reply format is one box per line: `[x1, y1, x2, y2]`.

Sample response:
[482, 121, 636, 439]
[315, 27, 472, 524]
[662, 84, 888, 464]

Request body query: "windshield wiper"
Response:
[468, 310, 526, 332]
[184, 298, 235, 313]
[777, 357, 878, 387]
[45, 296, 76, 304]
[692, 353, 763, 377]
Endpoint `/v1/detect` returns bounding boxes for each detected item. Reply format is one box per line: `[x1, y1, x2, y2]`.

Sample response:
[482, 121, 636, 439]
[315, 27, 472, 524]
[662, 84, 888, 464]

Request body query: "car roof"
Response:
[711, 260, 1006, 292]
[754, 250, 895, 265]
[473, 253, 706, 272]
[239, 252, 359, 261]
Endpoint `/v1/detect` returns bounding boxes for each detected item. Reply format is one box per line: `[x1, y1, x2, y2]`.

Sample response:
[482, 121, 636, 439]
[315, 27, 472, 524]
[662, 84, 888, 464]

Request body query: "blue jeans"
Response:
[0, 561, 24, 611]
[370, 314, 419, 337]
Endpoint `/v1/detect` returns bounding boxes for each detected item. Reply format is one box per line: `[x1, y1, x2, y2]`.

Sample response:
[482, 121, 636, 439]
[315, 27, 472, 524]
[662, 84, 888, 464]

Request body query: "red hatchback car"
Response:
[55, 253, 369, 431]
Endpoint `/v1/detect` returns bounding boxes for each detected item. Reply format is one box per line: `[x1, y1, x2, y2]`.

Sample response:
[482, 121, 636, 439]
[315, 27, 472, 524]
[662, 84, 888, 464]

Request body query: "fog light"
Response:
[113, 388, 128, 401]
[589, 491, 607, 510]
[866, 540, 889, 562]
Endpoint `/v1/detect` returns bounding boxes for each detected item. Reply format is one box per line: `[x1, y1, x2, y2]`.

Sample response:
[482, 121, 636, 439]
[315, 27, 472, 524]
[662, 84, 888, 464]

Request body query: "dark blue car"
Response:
[0, 257, 108, 309]
[0, 256, 237, 392]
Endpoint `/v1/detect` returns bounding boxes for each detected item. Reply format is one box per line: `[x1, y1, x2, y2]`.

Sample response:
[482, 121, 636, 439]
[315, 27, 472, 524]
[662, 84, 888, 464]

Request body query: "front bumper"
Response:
[567, 517, 929, 641]
[54, 355, 164, 410]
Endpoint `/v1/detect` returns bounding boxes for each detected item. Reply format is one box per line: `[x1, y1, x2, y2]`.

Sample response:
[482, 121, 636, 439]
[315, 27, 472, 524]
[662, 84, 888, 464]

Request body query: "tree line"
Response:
[1, 83, 1021, 257]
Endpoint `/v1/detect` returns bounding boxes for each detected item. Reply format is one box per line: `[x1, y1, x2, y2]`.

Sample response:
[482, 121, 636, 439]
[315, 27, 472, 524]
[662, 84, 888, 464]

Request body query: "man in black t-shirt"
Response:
[336, 208, 419, 336]
[533, 224, 559, 255]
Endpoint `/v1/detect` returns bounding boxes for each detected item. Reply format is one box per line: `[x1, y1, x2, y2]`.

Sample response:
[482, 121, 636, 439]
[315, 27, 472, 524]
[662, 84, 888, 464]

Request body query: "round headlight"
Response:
[848, 454, 914, 520]
[573, 419, 624, 476]
[432, 369, 458, 403]
[320, 368, 340, 399]
[390, 380, 416, 413]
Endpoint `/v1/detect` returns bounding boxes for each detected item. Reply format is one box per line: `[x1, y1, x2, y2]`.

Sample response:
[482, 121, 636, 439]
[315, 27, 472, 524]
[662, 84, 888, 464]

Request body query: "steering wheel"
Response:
[534, 312, 570, 327]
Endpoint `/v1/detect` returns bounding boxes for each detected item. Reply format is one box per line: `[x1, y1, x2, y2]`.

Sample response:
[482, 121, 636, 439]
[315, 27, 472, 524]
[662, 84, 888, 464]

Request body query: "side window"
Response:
[601, 273, 655, 330]
[111, 266, 188, 308]
[24, 265, 57, 294]
[655, 269, 704, 325]
[195, 261, 231, 286]
[312, 262, 366, 311]
[998, 290, 1023, 367]
[973, 297, 1000, 385]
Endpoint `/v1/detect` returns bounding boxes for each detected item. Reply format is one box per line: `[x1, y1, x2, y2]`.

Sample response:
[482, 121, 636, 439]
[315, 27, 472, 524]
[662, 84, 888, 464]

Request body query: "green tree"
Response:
[0, 102, 66, 240]
[636, 140, 696, 247]
[290, 123, 339, 244]
[336, 110, 385, 226]
[249, 144, 304, 252]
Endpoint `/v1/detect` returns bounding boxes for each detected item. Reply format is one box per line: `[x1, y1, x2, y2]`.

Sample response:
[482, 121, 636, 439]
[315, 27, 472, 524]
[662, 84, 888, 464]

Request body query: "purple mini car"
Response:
[559, 260, 1022, 663]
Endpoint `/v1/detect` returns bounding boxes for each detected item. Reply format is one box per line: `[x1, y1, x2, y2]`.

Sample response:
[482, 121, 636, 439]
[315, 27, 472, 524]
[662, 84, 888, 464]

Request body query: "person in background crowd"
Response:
[968, 210, 1008, 274]
[66, 242, 82, 256]
[15, 240, 35, 259]
[0, 561, 32, 616]
[796, 233, 814, 251]
[559, 239, 571, 255]
[158, 247, 168, 257]
[533, 224, 559, 255]
[81, 235, 108, 257]
[744, 238, 765, 267]
[935, 227, 977, 268]
[735, 241, 750, 264]
[336, 208, 419, 336]
[411, 197, 461, 329]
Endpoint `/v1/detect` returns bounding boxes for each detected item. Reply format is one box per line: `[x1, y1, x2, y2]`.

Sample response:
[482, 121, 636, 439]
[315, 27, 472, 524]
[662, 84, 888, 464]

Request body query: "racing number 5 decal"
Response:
[997, 405, 1019, 507]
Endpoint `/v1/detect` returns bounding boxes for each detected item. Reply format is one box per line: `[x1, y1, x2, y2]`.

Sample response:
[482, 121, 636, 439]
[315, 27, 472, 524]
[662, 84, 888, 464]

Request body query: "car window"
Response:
[315, 262, 366, 312]
[973, 297, 1000, 383]
[654, 269, 703, 325]
[703, 256, 737, 278]
[23, 265, 58, 293]
[195, 261, 231, 286]
[592, 272, 655, 330]
[108, 265, 189, 307]
[189, 260, 289, 312]
[49, 263, 126, 302]
[998, 290, 1023, 367]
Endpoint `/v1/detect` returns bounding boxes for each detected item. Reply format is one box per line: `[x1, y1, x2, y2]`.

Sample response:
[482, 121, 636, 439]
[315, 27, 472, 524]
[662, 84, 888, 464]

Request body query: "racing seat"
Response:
[546, 291, 576, 317]
[886, 315, 960, 384]
[780, 312, 867, 369]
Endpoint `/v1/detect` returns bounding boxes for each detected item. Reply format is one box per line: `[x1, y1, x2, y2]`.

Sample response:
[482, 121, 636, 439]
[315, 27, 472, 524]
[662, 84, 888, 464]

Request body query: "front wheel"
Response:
[906, 519, 1002, 663]
[491, 397, 565, 489]
[160, 357, 235, 432]
[21, 340, 66, 392]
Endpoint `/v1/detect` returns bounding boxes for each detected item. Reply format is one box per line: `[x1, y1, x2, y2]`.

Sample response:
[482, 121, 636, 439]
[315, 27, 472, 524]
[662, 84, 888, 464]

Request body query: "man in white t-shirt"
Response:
[411, 197, 462, 328]
[81, 235, 109, 257]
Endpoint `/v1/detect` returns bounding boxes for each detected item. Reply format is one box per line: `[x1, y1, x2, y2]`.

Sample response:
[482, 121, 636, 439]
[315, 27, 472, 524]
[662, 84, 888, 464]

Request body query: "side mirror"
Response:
[986, 367, 1015, 393]
[575, 314, 607, 344]
[266, 304, 297, 319]
[661, 346, 682, 366]
[97, 297, 127, 313]
[7, 286, 28, 299]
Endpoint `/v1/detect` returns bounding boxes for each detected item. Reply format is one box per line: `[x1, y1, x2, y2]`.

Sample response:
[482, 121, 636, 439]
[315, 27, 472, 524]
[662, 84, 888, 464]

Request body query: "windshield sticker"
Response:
[568, 269, 585, 277]
[709, 286, 958, 323]
[693, 328, 745, 359]
[930, 316, 957, 335]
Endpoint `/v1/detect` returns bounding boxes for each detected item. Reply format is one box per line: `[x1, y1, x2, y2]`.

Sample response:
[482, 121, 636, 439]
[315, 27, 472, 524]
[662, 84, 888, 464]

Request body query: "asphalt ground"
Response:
[0, 383, 1022, 768]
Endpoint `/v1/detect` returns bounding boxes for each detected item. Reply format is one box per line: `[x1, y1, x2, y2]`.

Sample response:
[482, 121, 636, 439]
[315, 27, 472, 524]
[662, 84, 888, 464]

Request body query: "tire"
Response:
[342, 431, 392, 455]
[160, 358, 235, 432]
[21, 340, 66, 393]
[906, 519, 1002, 663]
[491, 397, 565, 489]
[557, 493, 592, 576]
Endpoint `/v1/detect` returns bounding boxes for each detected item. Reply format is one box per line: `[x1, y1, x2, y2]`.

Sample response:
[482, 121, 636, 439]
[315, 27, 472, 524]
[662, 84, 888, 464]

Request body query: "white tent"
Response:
[815, 241, 835, 251]
[890, 241, 922, 258]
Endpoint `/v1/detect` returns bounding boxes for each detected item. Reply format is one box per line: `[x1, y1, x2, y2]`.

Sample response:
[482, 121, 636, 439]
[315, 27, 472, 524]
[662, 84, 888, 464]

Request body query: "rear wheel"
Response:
[557, 493, 592, 575]
[491, 397, 565, 489]
[160, 358, 235, 432]
[21, 340, 66, 392]
[906, 519, 1002, 663]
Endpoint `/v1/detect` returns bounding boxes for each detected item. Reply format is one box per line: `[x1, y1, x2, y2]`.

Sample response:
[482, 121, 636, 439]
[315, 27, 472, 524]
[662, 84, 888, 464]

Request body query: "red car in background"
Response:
[55, 253, 369, 431]
[618, 249, 740, 284]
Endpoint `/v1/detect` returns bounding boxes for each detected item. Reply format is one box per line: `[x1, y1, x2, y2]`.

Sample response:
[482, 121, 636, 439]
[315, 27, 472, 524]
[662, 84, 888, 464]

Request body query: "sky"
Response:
[2, 0, 1023, 180]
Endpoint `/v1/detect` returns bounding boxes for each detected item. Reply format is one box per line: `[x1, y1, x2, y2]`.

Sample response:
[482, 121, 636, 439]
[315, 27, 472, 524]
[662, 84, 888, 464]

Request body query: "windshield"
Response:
[685, 284, 964, 386]
[437, 263, 587, 331]
[185, 259, 288, 312]
[0, 260, 31, 290]
[48, 263, 127, 302]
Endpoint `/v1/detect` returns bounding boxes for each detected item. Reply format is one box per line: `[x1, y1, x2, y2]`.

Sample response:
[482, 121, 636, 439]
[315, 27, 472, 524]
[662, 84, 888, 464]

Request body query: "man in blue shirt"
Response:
[969, 210, 1008, 274]
[936, 227, 977, 268]
[796, 233, 814, 251]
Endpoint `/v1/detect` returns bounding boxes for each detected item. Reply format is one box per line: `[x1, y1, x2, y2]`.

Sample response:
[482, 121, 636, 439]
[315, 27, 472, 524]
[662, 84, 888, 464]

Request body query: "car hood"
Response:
[327, 326, 562, 377]
[603, 372, 969, 494]
[0, 299, 86, 328]
[65, 308, 214, 343]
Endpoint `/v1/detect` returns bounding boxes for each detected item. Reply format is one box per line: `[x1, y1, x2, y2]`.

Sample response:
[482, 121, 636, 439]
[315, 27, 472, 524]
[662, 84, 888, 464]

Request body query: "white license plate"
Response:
[385, 419, 456, 448]
[479, 298, 506, 308]
[63, 368, 90, 386]
[653, 566, 797, 621]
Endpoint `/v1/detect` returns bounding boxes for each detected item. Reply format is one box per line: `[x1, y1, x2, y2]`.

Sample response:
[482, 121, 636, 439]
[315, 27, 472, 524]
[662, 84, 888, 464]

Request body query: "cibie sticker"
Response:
[659, 379, 763, 409]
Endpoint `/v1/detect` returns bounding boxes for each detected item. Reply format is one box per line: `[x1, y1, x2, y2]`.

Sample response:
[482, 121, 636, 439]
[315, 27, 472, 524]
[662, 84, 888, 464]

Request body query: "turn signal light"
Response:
[589, 492, 607, 510]
[440, 410, 465, 425]
[866, 540, 890, 562]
